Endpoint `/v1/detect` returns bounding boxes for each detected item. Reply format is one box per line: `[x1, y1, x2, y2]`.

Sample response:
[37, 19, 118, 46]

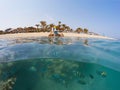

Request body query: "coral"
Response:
[0, 77, 16, 90]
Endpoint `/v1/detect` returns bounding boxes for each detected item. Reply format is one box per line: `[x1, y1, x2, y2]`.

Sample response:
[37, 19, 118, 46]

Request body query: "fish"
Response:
[89, 74, 94, 79]
[77, 79, 87, 85]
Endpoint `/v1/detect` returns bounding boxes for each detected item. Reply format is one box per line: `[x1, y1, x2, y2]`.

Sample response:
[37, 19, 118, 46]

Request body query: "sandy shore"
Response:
[0, 32, 114, 40]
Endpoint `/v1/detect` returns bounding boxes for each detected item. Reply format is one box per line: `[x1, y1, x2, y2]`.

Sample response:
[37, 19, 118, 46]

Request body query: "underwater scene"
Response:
[0, 37, 120, 90]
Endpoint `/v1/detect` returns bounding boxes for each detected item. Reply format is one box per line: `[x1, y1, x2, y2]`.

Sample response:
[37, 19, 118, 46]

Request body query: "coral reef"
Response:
[0, 77, 16, 90]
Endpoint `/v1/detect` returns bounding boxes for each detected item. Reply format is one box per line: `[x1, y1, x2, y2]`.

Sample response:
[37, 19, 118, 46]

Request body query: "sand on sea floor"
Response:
[0, 32, 114, 40]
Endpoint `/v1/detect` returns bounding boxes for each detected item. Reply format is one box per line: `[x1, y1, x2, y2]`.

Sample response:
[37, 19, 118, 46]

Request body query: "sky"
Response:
[0, 0, 120, 38]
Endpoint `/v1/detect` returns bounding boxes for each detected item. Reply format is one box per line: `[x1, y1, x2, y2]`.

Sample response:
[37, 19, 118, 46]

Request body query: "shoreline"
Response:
[0, 32, 114, 40]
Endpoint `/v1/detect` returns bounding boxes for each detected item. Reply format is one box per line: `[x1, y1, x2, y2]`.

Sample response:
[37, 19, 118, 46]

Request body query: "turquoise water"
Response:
[0, 37, 120, 90]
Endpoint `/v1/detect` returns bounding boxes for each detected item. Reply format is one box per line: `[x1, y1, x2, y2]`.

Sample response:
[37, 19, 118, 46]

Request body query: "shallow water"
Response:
[0, 37, 120, 90]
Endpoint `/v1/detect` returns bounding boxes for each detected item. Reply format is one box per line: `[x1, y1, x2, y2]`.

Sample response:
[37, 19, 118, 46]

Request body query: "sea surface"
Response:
[0, 37, 120, 90]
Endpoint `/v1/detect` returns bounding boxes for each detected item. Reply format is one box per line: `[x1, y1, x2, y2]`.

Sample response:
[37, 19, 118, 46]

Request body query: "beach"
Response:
[0, 32, 114, 40]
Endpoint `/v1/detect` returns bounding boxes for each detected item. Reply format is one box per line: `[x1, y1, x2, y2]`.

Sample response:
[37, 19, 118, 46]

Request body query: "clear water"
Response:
[0, 37, 120, 90]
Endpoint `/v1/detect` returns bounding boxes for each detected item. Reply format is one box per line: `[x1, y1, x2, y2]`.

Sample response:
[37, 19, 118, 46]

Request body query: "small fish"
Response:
[77, 80, 87, 85]
[89, 74, 94, 79]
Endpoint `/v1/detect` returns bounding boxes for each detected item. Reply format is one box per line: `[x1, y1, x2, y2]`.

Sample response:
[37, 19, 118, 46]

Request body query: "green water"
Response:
[0, 37, 120, 90]
[0, 58, 120, 90]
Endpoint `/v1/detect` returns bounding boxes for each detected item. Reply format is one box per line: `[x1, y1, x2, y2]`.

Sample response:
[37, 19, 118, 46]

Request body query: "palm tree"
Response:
[45, 25, 51, 32]
[35, 24, 39, 32]
[49, 24, 54, 28]
[24, 27, 28, 33]
[70, 29, 73, 32]
[48, 23, 55, 36]
[75, 27, 83, 33]
[84, 28, 89, 34]
[62, 24, 66, 28]
[65, 26, 70, 32]
[61, 24, 66, 32]
[58, 21, 61, 25]
[40, 21, 47, 32]
[49, 24, 54, 31]
[0, 30, 4, 34]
